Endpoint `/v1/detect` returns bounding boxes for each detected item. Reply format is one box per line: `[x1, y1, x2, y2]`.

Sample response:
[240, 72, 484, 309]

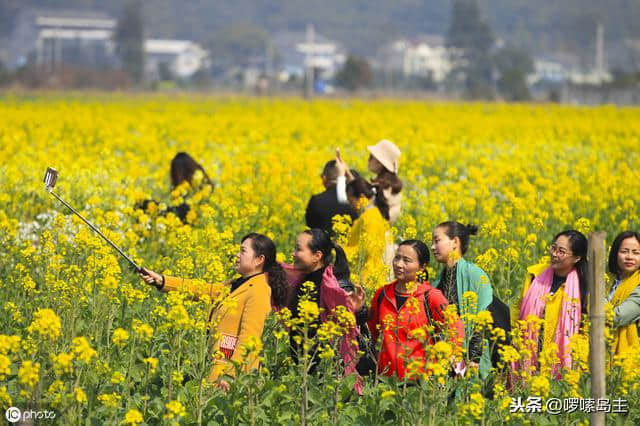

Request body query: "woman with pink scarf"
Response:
[512, 230, 589, 378]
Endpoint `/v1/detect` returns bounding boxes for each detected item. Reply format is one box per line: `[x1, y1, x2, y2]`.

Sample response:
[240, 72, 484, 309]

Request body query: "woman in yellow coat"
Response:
[341, 175, 393, 289]
[139, 233, 288, 390]
[607, 231, 640, 356]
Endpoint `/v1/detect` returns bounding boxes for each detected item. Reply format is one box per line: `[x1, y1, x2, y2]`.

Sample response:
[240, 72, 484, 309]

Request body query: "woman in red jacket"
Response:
[351, 240, 464, 379]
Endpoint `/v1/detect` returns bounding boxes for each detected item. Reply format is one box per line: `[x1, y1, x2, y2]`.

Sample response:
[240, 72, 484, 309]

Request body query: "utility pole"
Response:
[595, 22, 604, 83]
[588, 231, 606, 426]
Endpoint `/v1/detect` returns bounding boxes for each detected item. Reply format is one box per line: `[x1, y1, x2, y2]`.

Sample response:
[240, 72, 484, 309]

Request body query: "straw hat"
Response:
[367, 139, 401, 174]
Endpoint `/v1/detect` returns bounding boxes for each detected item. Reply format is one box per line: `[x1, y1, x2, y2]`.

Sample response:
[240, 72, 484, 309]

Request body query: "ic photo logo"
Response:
[5, 406, 56, 423]
[5, 407, 21, 423]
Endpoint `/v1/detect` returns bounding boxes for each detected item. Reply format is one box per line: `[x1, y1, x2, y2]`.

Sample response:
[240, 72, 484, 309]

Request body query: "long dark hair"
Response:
[170, 152, 213, 188]
[241, 233, 288, 308]
[302, 228, 350, 283]
[346, 175, 390, 221]
[553, 230, 589, 313]
[398, 239, 430, 281]
[373, 169, 403, 195]
[436, 221, 478, 255]
[608, 231, 640, 278]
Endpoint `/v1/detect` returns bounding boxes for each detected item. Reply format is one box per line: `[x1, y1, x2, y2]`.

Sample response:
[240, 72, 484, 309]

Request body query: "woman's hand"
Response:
[139, 268, 163, 287]
[452, 357, 466, 377]
[346, 283, 367, 312]
[216, 379, 230, 392]
[335, 148, 347, 175]
[335, 148, 354, 181]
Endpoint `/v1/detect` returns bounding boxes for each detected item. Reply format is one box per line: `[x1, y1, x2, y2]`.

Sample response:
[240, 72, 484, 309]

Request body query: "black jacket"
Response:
[304, 184, 358, 234]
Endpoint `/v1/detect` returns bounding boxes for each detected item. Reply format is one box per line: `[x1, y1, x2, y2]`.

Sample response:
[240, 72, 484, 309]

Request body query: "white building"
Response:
[528, 55, 612, 86]
[378, 36, 452, 82]
[7, 9, 117, 71]
[144, 39, 210, 80]
[527, 59, 569, 85]
[272, 29, 346, 80]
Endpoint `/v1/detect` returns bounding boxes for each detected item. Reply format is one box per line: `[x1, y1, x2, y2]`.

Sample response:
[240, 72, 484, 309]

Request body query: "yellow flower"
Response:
[530, 375, 550, 397]
[381, 390, 396, 399]
[0, 354, 11, 380]
[504, 247, 519, 262]
[51, 352, 74, 375]
[404, 280, 418, 293]
[460, 392, 485, 421]
[3, 302, 22, 322]
[123, 409, 144, 425]
[18, 360, 40, 389]
[74, 387, 88, 404]
[408, 326, 427, 341]
[356, 196, 369, 210]
[297, 300, 320, 323]
[98, 392, 122, 408]
[27, 308, 61, 341]
[132, 320, 154, 342]
[526, 233, 538, 245]
[45, 380, 65, 408]
[474, 310, 494, 328]
[433, 341, 453, 360]
[498, 345, 520, 364]
[0, 385, 12, 408]
[0, 334, 21, 355]
[164, 400, 186, 420]
[172, 370, 184, 384]
[144, 357, 159, 374]
[111, 371, 125, 384]
[461, 291, 478, 314]
[112, 328, 130, 346]
[318, 344, 336, 359]
[72, 337, 97, 363]
[573, 217, 591, 235]
[167, 304, 193, 328]
[241, 335, 263, 357]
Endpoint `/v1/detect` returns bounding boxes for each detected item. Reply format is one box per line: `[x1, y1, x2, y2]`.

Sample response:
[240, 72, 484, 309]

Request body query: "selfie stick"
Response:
[43, 167, 143, 273]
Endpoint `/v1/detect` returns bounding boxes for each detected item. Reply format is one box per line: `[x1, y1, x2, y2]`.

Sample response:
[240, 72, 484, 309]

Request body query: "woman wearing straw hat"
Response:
[335, 139, 403, 225]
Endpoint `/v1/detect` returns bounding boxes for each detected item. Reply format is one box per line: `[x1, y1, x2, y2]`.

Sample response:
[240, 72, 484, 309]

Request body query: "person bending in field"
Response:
[137, 152, 214, 223]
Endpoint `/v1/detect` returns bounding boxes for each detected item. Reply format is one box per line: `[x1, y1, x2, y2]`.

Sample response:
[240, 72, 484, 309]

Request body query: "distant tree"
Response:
[335, 55, 372, 91]
[157, 62, 173, 81]
[447, 0, 494, 54]
[447, 0, 495, 98]
[115, 0, 144, 84]
[208, 24, 268, 71]
[494, 46, 534, 101]
[0, 59, 10, 86]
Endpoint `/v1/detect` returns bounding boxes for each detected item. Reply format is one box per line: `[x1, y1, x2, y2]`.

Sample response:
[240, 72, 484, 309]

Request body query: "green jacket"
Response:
[433, 257, 494, 378]
[614, 284, 640, 328]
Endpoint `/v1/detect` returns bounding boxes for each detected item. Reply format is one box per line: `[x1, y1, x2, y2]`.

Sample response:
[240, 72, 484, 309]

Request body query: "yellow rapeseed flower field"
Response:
[0, 94, 639, 424]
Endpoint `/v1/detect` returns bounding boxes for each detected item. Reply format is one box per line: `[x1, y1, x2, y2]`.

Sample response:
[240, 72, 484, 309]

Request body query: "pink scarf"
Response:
[517, 266, 582, 377]
[280, 263, 362, 393]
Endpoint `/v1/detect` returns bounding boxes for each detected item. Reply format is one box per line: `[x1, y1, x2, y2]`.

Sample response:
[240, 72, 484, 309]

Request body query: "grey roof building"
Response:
[7, 8, 117, 71]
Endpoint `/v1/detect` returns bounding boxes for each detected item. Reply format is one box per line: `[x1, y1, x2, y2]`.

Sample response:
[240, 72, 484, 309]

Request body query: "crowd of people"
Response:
[136, 140, 640, 396]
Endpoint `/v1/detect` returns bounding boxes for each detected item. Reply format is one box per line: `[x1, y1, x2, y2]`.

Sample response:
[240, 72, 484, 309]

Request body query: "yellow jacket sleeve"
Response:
[162, 275, 223, 300]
